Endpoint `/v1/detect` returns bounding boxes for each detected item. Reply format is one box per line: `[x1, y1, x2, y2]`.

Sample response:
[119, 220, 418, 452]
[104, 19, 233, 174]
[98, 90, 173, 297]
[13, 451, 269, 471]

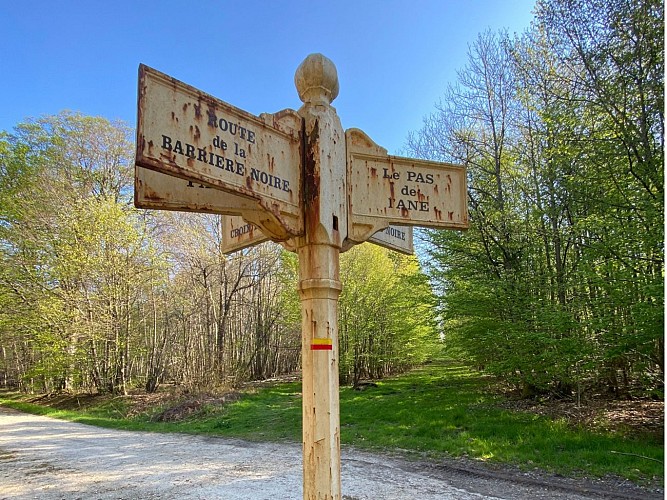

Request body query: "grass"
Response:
[1, 361, 663, 484]
[339, 363, 663, 482]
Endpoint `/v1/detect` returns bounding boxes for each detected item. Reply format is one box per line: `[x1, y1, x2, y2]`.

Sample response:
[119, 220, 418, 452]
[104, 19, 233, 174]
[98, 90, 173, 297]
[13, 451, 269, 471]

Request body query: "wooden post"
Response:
[295, 53, 347, 500]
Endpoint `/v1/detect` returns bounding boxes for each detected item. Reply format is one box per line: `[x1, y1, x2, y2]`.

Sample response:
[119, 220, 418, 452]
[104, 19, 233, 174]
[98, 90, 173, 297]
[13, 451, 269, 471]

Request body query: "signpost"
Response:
[135, 54, 468, 500]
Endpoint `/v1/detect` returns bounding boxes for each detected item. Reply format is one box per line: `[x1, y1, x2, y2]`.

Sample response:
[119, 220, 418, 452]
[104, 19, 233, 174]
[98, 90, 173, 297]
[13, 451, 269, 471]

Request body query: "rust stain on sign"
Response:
[135, 64, 303, 239]
[345, 128, 468, 244]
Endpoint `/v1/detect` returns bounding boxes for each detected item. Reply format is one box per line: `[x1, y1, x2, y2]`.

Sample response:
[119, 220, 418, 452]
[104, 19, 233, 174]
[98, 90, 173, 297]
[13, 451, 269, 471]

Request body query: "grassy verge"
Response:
[338, 364, 663, 483]
[1, 361, 663, 484]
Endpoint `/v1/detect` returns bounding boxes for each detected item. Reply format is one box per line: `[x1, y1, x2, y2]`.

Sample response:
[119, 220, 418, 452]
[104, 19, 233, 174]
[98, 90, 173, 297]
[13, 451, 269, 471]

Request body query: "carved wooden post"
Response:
[294, 53, 347, 500]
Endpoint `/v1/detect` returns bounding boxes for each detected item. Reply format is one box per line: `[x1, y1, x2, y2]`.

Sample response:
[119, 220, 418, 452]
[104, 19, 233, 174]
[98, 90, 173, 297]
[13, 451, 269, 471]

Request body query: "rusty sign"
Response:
[367, 225, 414, 255]
[346, 128, 468, 244]
[135, 166, 263, 215]
[221, 215, 269, 254]
[221, 214, 414, 255]
[135, 64, 302, 240]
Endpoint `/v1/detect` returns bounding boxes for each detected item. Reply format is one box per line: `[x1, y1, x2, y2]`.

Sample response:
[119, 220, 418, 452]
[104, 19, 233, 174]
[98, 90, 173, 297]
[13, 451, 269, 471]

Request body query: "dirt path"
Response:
[0, 407, 660, 499]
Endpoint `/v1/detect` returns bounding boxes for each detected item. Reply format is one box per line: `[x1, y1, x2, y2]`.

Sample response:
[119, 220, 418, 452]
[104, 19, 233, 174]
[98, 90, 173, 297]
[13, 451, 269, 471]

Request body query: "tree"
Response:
[407, 0, 663, 399]
[0, 113, 151, 393]
[535, 0, 664, 395]
[1, 111, 438, 394]
[339, 243, 437, 385]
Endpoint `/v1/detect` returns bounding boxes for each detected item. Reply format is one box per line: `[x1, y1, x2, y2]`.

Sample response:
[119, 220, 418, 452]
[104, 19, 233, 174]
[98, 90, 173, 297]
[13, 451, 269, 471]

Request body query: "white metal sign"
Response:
[346, 128, 468, 244]
[366, 225, 414, 255]
[136, 64, 302, 239]
[221, 215, 269, 254]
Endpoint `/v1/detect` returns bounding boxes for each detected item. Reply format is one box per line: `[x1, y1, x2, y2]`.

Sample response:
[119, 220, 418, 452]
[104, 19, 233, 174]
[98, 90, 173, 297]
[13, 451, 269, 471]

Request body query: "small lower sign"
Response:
[221, 215, 267, 254]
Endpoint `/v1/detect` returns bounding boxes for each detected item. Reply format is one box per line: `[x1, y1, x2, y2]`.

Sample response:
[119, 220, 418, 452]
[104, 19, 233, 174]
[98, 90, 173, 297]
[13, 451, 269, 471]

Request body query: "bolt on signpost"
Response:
[135, 53, 468, 500]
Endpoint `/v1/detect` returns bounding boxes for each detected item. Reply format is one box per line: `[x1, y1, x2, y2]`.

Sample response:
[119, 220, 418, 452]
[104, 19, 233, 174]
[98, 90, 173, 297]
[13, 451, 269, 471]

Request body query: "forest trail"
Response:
[1, 407, 660, 500]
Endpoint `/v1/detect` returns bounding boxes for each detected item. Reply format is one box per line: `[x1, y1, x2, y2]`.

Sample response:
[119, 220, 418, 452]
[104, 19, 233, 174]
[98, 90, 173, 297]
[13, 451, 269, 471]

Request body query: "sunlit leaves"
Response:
[408, 0, 663, 398]
[338, 244, 437, 384]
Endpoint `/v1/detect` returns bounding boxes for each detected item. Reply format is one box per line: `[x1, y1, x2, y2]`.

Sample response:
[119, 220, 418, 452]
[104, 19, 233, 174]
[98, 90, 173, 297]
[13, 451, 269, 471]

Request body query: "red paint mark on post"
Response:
[311, 338, 333, 350]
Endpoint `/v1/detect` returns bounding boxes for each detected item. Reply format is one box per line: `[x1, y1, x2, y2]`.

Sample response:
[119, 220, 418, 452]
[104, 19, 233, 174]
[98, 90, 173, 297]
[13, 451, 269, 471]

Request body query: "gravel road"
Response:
[0, 407, 661, 499]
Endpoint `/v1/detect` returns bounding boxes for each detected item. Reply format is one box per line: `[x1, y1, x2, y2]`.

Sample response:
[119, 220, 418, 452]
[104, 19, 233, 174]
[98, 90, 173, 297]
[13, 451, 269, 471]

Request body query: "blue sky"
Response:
[1, 1, 535, 154]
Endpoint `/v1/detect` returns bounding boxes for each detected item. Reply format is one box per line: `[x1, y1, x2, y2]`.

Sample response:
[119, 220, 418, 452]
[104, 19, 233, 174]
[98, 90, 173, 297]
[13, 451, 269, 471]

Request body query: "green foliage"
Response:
[409, 0, 663, 399]
[339, 244, 438, 384]
[274, 248, 301, 343]
[0, 112, 155, 394]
